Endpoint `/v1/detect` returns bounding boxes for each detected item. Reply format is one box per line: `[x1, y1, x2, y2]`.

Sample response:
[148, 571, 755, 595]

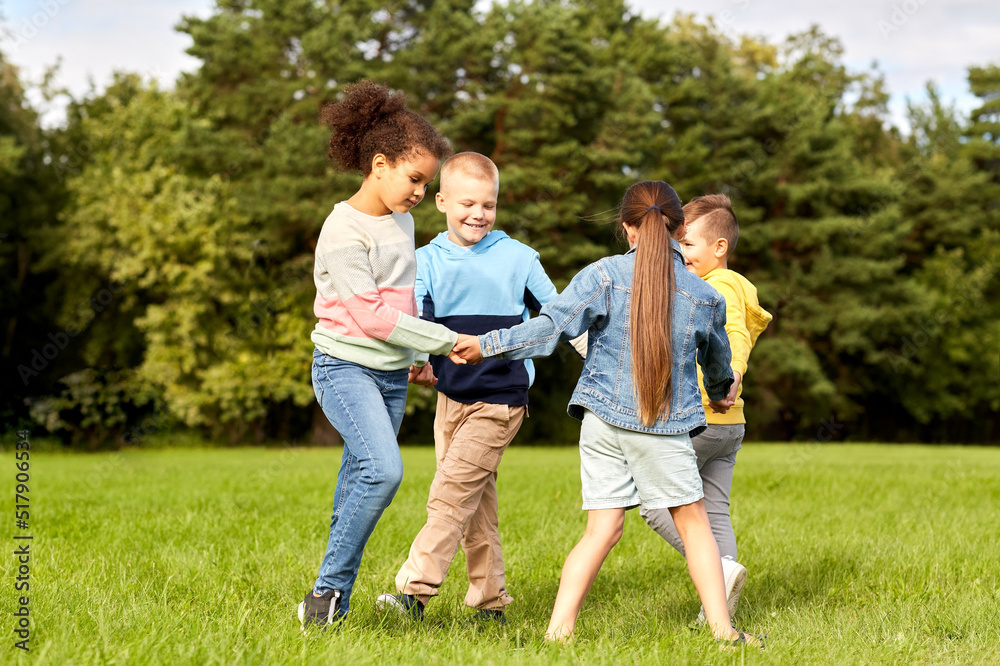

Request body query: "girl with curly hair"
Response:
[299, 80, 462, 630]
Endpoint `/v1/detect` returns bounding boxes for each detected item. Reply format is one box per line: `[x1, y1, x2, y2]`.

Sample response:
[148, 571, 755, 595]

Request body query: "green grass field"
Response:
[2, 442, 998, 664]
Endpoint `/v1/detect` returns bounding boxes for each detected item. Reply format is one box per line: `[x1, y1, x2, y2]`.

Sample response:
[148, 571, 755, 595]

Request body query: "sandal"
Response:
[718, 630, 765, 651]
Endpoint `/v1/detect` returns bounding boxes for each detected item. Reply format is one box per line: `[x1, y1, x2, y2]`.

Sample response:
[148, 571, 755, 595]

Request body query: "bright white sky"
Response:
[3, 0, 999, 129]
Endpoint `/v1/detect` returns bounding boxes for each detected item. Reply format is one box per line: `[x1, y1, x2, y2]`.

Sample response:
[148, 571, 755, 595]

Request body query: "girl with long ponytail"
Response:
[625, 181, 680, 426]
[454, 181, 762, 647]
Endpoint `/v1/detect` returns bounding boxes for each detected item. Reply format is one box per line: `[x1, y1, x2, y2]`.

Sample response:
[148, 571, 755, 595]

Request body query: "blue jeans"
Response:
[312, 351, 408, 614]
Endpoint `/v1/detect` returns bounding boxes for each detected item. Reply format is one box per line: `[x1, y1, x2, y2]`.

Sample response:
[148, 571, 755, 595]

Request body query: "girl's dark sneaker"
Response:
[298, 589, 342, 632]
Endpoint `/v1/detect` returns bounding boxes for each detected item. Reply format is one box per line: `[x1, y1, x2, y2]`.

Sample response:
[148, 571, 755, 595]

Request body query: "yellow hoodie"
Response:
[697, 268, 772, 425]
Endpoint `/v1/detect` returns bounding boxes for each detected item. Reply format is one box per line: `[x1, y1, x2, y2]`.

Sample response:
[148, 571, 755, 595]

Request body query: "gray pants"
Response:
[639, 424, 744, 560]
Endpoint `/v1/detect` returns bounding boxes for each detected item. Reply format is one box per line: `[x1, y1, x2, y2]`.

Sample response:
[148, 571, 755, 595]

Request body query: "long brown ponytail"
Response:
[618, 181, 685, 426]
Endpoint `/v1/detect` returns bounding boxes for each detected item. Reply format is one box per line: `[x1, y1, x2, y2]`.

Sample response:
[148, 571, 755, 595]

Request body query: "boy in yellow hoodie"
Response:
[640, 194, 771, 622]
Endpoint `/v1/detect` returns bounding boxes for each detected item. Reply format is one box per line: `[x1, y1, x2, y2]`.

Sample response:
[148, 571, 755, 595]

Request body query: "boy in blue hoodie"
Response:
[378, 152, 584, 623]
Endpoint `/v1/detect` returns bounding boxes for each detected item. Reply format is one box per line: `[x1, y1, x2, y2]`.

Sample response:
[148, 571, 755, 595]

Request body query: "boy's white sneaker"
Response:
[696, 556, 748, 624]
[721, 556, 748, 616]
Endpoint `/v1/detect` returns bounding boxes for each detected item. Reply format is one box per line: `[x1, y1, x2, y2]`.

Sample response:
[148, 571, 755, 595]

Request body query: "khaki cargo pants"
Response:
[395, 394, 526, 610]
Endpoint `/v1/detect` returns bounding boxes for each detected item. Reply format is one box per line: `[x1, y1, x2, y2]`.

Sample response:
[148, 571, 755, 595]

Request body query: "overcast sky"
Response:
[3, 0, 998, 128]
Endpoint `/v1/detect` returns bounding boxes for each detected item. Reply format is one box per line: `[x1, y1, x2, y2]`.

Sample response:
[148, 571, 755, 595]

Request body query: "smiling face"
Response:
[679, 217, 727, 277]
[436, 173, 499, 247]
[373, 151, 441, 215]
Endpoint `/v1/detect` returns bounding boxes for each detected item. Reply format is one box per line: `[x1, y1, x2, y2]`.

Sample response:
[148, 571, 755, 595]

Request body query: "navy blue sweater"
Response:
[415, 231, 559, 405]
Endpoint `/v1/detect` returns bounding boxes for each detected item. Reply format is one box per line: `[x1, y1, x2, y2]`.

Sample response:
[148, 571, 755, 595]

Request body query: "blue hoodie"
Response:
[415, 230, 558, 405]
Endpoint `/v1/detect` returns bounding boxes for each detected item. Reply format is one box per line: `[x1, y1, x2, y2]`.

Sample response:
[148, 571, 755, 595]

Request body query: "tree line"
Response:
[2, 0, 998, 447]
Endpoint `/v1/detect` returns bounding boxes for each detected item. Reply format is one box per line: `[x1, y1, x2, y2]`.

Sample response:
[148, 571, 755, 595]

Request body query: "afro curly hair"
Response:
[320, 80, 451, 177]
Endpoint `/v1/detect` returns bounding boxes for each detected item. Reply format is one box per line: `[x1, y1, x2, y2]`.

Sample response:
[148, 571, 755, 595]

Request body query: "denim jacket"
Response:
[479, 241, 733, 435]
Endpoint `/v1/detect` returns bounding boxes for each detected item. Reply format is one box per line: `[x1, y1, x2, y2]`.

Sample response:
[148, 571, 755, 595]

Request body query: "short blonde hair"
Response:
[440, 152, 499, 194]
[682, 194, 739, 255]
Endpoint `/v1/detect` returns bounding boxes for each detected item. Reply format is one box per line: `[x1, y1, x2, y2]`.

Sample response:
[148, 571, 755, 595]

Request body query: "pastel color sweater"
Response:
[311, 202, 457, 370]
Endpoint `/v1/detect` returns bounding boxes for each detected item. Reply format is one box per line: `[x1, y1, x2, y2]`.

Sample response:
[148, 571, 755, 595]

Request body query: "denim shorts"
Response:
[579, 410, 703, 510]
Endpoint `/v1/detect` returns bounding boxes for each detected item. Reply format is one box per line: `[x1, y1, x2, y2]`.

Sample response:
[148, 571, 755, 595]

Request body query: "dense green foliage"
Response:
[1, 444, 997, 663]
[3, 0, 999, 445]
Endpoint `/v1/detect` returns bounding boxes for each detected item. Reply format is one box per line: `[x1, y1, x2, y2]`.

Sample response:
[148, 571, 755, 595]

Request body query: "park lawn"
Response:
[1, 442, 998, 664]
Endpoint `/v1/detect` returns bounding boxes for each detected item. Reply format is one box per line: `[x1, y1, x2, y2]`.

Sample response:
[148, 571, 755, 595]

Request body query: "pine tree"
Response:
[0, 50, 67, 430]
[21, 2, 1000, 444]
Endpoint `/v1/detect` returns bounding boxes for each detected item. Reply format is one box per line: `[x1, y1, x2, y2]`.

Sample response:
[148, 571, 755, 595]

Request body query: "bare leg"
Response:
[669, 500, 740, 640]
[545, 508, 625, 641]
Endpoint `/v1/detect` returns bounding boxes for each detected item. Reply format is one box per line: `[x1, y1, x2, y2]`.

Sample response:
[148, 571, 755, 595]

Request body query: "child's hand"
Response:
[408, 363, 437, 387]
[708, 398, 732, 414]
[450, 334, 483, 364]
[708, 372, 741, 413]
[726, 370, 742, 404]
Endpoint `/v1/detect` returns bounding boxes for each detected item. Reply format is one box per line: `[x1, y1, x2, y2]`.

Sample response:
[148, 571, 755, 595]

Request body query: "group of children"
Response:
[298, 80, 772, 648]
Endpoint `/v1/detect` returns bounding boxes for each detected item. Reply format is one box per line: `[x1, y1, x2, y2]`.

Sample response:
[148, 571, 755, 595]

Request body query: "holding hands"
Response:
[408, 363, 438, 386]
[450, 334, 484, 364]
[411, 332, 485, 380]
[708, 370, 741, 414]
